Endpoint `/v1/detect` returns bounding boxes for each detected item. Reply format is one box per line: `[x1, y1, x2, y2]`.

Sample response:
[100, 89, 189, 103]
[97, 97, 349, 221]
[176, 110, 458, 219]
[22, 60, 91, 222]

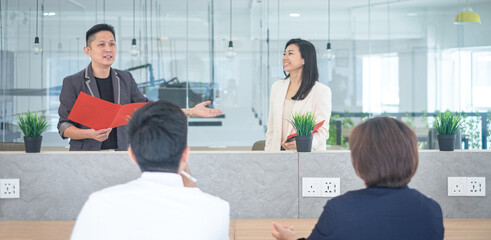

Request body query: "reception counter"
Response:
[0, 150, 490, 220]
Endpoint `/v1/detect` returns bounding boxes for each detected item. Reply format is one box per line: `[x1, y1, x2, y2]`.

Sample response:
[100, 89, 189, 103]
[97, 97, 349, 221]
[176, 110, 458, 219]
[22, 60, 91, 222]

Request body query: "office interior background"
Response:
[1, 0, 490, 149]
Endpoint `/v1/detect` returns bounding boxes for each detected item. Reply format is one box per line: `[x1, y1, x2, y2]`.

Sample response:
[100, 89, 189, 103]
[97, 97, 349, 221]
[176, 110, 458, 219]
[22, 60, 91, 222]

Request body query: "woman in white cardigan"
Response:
[265, 39, 332, 152]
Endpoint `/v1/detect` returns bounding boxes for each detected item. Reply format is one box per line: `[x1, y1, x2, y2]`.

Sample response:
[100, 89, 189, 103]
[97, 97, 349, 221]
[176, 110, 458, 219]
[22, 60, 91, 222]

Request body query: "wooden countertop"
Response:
[1, 219, 490, 240]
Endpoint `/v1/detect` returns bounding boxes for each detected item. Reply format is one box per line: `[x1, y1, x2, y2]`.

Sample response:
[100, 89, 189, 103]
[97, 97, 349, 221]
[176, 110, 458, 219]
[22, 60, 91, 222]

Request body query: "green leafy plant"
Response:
[488, 111, 491, 149]
[16, 111, 50, 137]
[421, 110, 429, 128]
[404, 112, 414, 128]
[460, 112, 481, 149]
[327, 112, 356, 149]
[342, 110, 355, 128]
[327, 115, 339, 145]
[433, 110, 463, 135]
[290, 112, 317, 136]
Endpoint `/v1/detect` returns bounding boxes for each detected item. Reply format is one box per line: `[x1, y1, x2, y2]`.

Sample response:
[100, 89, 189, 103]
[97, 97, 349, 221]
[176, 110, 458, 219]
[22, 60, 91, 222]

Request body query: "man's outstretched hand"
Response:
[191, 101, 222, 118]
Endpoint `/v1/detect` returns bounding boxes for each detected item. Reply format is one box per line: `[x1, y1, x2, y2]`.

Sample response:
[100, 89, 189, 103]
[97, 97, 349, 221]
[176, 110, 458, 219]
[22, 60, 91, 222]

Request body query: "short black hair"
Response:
[128, 101, 188, 173]
[283, 38, 319, 100]
[86, 23, 116, 46]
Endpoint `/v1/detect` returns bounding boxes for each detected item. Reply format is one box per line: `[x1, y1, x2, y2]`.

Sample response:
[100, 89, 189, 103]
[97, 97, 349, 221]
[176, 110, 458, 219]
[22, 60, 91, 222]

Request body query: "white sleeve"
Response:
[264, 84, 276, 152]
[219, 201, 231, 240]
[70, 197, 103, 240]
[312, 86, 332, 150]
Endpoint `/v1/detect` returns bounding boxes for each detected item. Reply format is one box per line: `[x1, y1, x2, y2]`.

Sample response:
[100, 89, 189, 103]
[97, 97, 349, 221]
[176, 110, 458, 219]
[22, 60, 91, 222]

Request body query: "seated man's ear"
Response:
[178, 146, 190, 172]
[128, 146, 138, 164]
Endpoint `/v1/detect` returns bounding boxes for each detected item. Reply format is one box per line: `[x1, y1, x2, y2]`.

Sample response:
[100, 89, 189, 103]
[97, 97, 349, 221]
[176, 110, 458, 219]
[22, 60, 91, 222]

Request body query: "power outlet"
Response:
[0, 179, 20, 199]
[302, 177, 321, 197]
[321, 178, 340, 197]
[321, 178, 341, 197]
[448, 177, 486, 197]
[467, 177, 486, 196]
[448, 177, 466, 196]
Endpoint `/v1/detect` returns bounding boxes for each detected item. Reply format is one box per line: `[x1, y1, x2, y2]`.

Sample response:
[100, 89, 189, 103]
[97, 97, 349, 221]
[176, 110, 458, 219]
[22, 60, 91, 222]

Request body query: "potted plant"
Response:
[16, 111, 50, 153]
[289, 112, 317, 152]
[433, 110, 463, 151]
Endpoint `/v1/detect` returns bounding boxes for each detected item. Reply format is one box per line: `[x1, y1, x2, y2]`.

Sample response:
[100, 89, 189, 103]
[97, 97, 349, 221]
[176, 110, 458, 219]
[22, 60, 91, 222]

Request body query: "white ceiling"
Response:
[2, 0, 489, 43]
[5, 0, 491, 14]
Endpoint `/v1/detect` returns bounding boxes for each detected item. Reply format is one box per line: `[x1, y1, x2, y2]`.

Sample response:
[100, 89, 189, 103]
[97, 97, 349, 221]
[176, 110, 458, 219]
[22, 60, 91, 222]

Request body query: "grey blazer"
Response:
[57, 63, 148, 151]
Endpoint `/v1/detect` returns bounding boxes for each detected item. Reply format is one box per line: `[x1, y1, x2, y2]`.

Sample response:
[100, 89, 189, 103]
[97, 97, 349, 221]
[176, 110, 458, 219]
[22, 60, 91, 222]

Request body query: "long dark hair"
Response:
[283, 38, 319, 100]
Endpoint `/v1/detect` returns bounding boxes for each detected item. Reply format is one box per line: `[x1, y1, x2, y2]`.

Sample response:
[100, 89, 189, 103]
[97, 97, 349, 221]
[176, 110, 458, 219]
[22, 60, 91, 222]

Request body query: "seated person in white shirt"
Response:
[71, 101, 230, 240]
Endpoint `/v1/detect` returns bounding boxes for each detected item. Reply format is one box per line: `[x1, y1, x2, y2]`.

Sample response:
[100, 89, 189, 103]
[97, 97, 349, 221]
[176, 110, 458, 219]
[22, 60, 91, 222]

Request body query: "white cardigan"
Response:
[265, 79, 332, 152]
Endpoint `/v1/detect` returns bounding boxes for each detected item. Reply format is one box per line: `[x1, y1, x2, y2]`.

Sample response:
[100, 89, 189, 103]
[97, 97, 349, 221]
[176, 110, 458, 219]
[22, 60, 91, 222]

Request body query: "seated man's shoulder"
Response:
[197, 189, 229, 205]
[87, 180, 228, 209]
[178, 187, 230, 210]
[84, 182, 135, 203]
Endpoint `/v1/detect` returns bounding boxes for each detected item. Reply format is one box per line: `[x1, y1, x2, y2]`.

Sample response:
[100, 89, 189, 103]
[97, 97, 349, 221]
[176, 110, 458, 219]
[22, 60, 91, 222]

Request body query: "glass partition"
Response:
[1, 0, 491, 149]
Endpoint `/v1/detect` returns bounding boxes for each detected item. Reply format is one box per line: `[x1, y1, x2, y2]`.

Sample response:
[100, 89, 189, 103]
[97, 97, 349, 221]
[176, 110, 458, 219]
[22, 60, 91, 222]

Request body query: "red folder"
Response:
[68, 92, 148, 130]
[286, 120, 325, 142]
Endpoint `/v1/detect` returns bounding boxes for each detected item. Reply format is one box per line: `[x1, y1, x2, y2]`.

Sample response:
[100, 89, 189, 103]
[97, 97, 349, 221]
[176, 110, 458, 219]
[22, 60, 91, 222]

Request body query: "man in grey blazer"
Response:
[58, 24, 221, 151]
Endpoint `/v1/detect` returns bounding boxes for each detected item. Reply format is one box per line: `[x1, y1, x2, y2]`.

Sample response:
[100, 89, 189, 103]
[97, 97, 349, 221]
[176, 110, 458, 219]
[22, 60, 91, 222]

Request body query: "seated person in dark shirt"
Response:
[272, 117, 444, 240]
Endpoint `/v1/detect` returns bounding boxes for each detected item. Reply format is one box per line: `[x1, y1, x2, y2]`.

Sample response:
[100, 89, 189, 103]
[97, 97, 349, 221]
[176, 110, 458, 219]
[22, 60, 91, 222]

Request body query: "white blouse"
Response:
[282, 99, 295, 143]
[265, 79, 332, 151]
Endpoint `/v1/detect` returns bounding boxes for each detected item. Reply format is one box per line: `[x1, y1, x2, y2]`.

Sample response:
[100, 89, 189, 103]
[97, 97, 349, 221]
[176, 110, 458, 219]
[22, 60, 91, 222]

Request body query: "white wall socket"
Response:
[448, 177, 466, 196]
[467, 177, 486, 196]
[448, 177, 486, 197]
[302, 177, 321, 197]
[0, 179, 20, 199]
[302, 177, 341, 197]
[321, 178, 340, 197]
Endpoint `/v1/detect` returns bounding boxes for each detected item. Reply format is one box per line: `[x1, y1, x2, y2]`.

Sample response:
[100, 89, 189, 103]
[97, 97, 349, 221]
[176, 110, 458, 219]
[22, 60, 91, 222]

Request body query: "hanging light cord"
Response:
[36, 0, 39, 37]
[58, 0, 61, 44]
[133, 0, 136, 38]
[328, 0, 331, 43]
[229, 0, 232, 40]
[458, 0, 461, 21]
[387, 0, 390, 53]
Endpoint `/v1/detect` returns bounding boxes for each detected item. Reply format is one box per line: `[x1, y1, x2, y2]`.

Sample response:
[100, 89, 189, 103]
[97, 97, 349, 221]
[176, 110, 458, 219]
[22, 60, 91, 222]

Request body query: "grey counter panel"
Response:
[1, 150, 490, 220]
[0, 152, 140, 220]
[188, 152, 298, 218]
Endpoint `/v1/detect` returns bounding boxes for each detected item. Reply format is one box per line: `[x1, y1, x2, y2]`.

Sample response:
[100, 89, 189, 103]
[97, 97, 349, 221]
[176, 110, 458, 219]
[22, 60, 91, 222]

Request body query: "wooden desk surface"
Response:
[0, 219, 490, 240]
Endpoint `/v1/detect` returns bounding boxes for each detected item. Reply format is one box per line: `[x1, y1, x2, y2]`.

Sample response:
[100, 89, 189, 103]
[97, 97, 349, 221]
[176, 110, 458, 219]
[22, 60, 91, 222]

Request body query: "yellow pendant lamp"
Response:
[454, 0, 481, 24]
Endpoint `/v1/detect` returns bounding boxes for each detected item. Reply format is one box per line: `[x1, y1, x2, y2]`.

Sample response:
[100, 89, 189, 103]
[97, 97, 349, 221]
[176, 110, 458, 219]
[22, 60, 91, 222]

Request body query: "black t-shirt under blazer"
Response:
[95, 73, 118, 150]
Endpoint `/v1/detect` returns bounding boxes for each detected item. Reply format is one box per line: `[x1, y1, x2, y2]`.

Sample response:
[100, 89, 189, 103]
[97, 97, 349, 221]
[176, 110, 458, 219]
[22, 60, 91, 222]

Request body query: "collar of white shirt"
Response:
[140, 171, 184, 188]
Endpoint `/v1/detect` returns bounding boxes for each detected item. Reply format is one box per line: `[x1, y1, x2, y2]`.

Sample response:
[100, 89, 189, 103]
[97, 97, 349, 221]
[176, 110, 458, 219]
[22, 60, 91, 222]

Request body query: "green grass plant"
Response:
[290, 112, 316, 136]
[16, 111, 50, 137]
[433, 110, 462, 135]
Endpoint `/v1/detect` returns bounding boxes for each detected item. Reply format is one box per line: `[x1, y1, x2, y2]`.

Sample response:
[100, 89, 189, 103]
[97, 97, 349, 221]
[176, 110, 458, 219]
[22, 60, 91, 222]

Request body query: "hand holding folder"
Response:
[286, 120, 325, 142]
[68, 92, 147, 130]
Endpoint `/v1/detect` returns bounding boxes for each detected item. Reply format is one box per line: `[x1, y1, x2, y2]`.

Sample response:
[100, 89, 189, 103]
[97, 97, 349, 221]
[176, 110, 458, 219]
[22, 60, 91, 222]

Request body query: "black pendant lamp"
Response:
[224, 0, 236, 58]
[323, 0, 335, 60]
[33, 0, 42, 54]
[130, 0, 139, 56]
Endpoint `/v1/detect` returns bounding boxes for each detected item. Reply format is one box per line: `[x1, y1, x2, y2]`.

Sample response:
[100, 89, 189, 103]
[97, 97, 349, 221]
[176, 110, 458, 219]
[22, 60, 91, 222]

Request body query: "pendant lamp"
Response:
[130, 0, 139, 56]
[33, 0, 42, 55]
[455, 0, 481, 24]
[323, 0, 334, 60]
[225, 0, 236, 58]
